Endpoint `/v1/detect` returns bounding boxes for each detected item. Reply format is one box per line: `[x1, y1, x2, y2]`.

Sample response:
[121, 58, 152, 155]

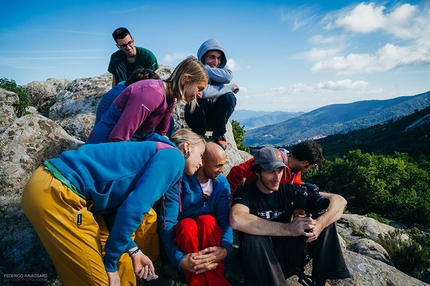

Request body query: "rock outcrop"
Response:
[0, 88, 19, 129]
[0, 72, 428, 286]
[24, 78, 71, 113]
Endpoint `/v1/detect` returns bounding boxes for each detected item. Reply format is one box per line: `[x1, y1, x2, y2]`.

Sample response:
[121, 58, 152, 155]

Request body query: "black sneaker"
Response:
[213, 134, 227, 150]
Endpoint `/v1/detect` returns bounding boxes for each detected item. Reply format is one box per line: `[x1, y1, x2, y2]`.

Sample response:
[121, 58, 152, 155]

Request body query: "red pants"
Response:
[174, 215, 230, 286]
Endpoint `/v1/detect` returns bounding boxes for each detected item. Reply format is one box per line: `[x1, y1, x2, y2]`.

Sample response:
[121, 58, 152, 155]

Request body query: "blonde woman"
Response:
[22, 129, 205, 286]
[87, 56, 209, 143]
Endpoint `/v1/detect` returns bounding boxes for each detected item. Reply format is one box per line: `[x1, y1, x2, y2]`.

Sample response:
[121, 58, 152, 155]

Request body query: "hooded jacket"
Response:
[49, 133, 184, 272]
[226, 156, 303, 195]
[159, 172, 233, 269]
[197, 38, 235, 100]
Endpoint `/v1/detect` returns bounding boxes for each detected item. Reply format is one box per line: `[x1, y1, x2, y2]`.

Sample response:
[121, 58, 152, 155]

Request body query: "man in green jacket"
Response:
[108, 27, 159, 87]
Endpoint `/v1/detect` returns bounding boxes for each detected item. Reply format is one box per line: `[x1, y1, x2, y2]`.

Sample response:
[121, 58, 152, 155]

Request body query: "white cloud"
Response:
[308, 34, 346, 45]
[227, 58, 240, 71]
[289, 83, 315, 93]
[255, 79, 374, 99]
[311, 53, 375, 73]
[163, 53, 186, 63]
[335, 3, 386, 33]
[310, 42, 430, 73]
[333, 2, 427, 40]
[316, 79, 368, 90]
[236, 78, 386, 112]
[279, 5, 318, 30]
[303, 48, 341, 61]
[384, 3, 419, 39]
[358, 87, 384, 95]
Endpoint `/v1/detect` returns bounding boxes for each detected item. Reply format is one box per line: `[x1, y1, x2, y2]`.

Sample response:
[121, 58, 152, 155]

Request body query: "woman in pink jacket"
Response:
[87, 56, 208, 143]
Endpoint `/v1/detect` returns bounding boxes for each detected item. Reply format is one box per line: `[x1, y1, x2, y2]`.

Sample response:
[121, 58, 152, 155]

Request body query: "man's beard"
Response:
[260, 177, 278, 192]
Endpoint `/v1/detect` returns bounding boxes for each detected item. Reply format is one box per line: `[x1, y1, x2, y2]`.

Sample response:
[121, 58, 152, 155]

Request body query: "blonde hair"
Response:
[170, 128, 205, 154]
[165, 56, 208, 112]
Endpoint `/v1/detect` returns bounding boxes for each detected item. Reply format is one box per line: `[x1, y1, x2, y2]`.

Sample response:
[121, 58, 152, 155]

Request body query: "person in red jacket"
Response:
[227, 140, 323, 195]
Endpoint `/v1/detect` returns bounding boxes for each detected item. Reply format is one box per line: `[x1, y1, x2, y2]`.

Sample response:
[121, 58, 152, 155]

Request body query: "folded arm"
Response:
[205, 65, 233, 83]
[306, 192, 347, 242]
[230, 203, 313, 237]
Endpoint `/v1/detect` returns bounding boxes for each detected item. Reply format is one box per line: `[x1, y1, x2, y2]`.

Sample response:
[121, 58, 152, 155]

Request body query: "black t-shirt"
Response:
[232, 181, 299, 223]
[232, 182, 304, 247]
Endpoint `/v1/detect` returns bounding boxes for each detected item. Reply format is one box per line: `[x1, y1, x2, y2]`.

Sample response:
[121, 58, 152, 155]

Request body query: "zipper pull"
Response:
[77, 211, 82, 226]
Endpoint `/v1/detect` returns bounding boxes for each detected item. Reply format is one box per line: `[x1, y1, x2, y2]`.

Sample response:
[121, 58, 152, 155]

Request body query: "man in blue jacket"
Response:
[159, 142, 232, 286]
[184, 39, 239, 150]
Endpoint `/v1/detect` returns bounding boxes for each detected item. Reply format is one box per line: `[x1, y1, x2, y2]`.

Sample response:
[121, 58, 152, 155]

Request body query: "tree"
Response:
[308, 150, 430, 228]
[231, 120, 250, 152]
[0, 78, 31, 117]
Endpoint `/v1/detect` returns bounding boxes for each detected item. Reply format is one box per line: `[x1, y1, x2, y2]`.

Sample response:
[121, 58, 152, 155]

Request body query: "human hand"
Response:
[107, 271, 120, 286]
[306, 218, 325, 243]
[232, 84, 240, 94]
[194, 246, 227, 274]
[130, 250, 158, 281]
[180, 248, 219, 274]
[289, 215, 316, 238]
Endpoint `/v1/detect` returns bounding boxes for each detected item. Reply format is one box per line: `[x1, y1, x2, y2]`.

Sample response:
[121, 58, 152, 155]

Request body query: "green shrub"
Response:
[231, 120, 250, 153]
[38, 97, 57, 117]
[0, 78, 31, 117]
[378, 228, 430, 278]
[307, 150, 430, 229]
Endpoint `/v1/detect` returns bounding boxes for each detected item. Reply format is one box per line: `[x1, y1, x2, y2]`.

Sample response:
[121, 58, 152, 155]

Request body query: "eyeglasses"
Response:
[117, 40, 134, 49]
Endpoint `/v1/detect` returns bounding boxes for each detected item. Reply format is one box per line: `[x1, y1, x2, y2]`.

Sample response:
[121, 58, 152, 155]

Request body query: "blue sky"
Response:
[1, 0, 429, 112]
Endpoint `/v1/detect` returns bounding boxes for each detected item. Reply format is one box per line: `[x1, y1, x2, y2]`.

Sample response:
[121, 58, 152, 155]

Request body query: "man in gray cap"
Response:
[230, 147, 350, 286]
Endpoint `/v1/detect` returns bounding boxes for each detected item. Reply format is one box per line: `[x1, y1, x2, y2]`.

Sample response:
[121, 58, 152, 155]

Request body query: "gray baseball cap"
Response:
[254, 147, 287, 171]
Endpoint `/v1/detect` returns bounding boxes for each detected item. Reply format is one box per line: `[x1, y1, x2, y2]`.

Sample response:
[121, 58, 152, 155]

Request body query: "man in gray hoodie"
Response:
[184, 39, 239, 150]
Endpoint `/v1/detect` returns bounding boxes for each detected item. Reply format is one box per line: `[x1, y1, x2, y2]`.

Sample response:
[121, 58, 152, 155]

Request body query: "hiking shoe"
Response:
[313, 280, 327, 286]
[213, 135, 227, 150]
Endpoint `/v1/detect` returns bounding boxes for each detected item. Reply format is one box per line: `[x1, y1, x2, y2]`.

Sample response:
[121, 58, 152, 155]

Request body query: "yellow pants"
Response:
[132, 208, 162, 270]
[96, 208, 161, 272]
[22, 166, 160, 285]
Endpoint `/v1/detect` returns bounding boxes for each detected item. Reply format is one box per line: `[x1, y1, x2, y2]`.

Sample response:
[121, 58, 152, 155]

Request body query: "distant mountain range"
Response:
[314, 104, 430, 161]
[241, 90, 430, 147]
[230, 110, 304, 130]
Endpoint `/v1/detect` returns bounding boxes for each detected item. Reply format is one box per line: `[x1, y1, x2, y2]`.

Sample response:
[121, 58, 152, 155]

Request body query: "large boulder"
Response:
[0, 114, 82, 283]
[329, 250, 429, 286]
[49, 73, 112, 141]
[337, 214, 409, 243]
[24, 78, 71, 115]
[155, 65, 174, 80]
[347, 238, 392, 265]
[0, 88, 18, 129]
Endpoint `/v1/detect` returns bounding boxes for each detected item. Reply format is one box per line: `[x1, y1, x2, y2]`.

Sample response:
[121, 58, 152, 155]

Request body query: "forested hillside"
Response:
[301, 106, 430, 279]
[315, 105, 430, 161]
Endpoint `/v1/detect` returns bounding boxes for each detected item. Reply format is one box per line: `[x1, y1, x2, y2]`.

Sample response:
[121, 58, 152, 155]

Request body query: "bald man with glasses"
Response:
[108, 27, 159, 87]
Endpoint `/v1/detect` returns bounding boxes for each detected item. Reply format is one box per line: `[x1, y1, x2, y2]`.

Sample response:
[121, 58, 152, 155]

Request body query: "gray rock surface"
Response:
[49, 73, 111, 141]
[347, 238, 392, 265]
[337, 214, 409, 242]
[24, 78, 71, 110]
[0, 114, 83, 283]
[0, 88, 19, 129]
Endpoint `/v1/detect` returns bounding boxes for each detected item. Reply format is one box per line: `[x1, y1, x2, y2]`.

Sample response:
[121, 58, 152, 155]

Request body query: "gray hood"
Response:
[197, 39, 227, 68]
